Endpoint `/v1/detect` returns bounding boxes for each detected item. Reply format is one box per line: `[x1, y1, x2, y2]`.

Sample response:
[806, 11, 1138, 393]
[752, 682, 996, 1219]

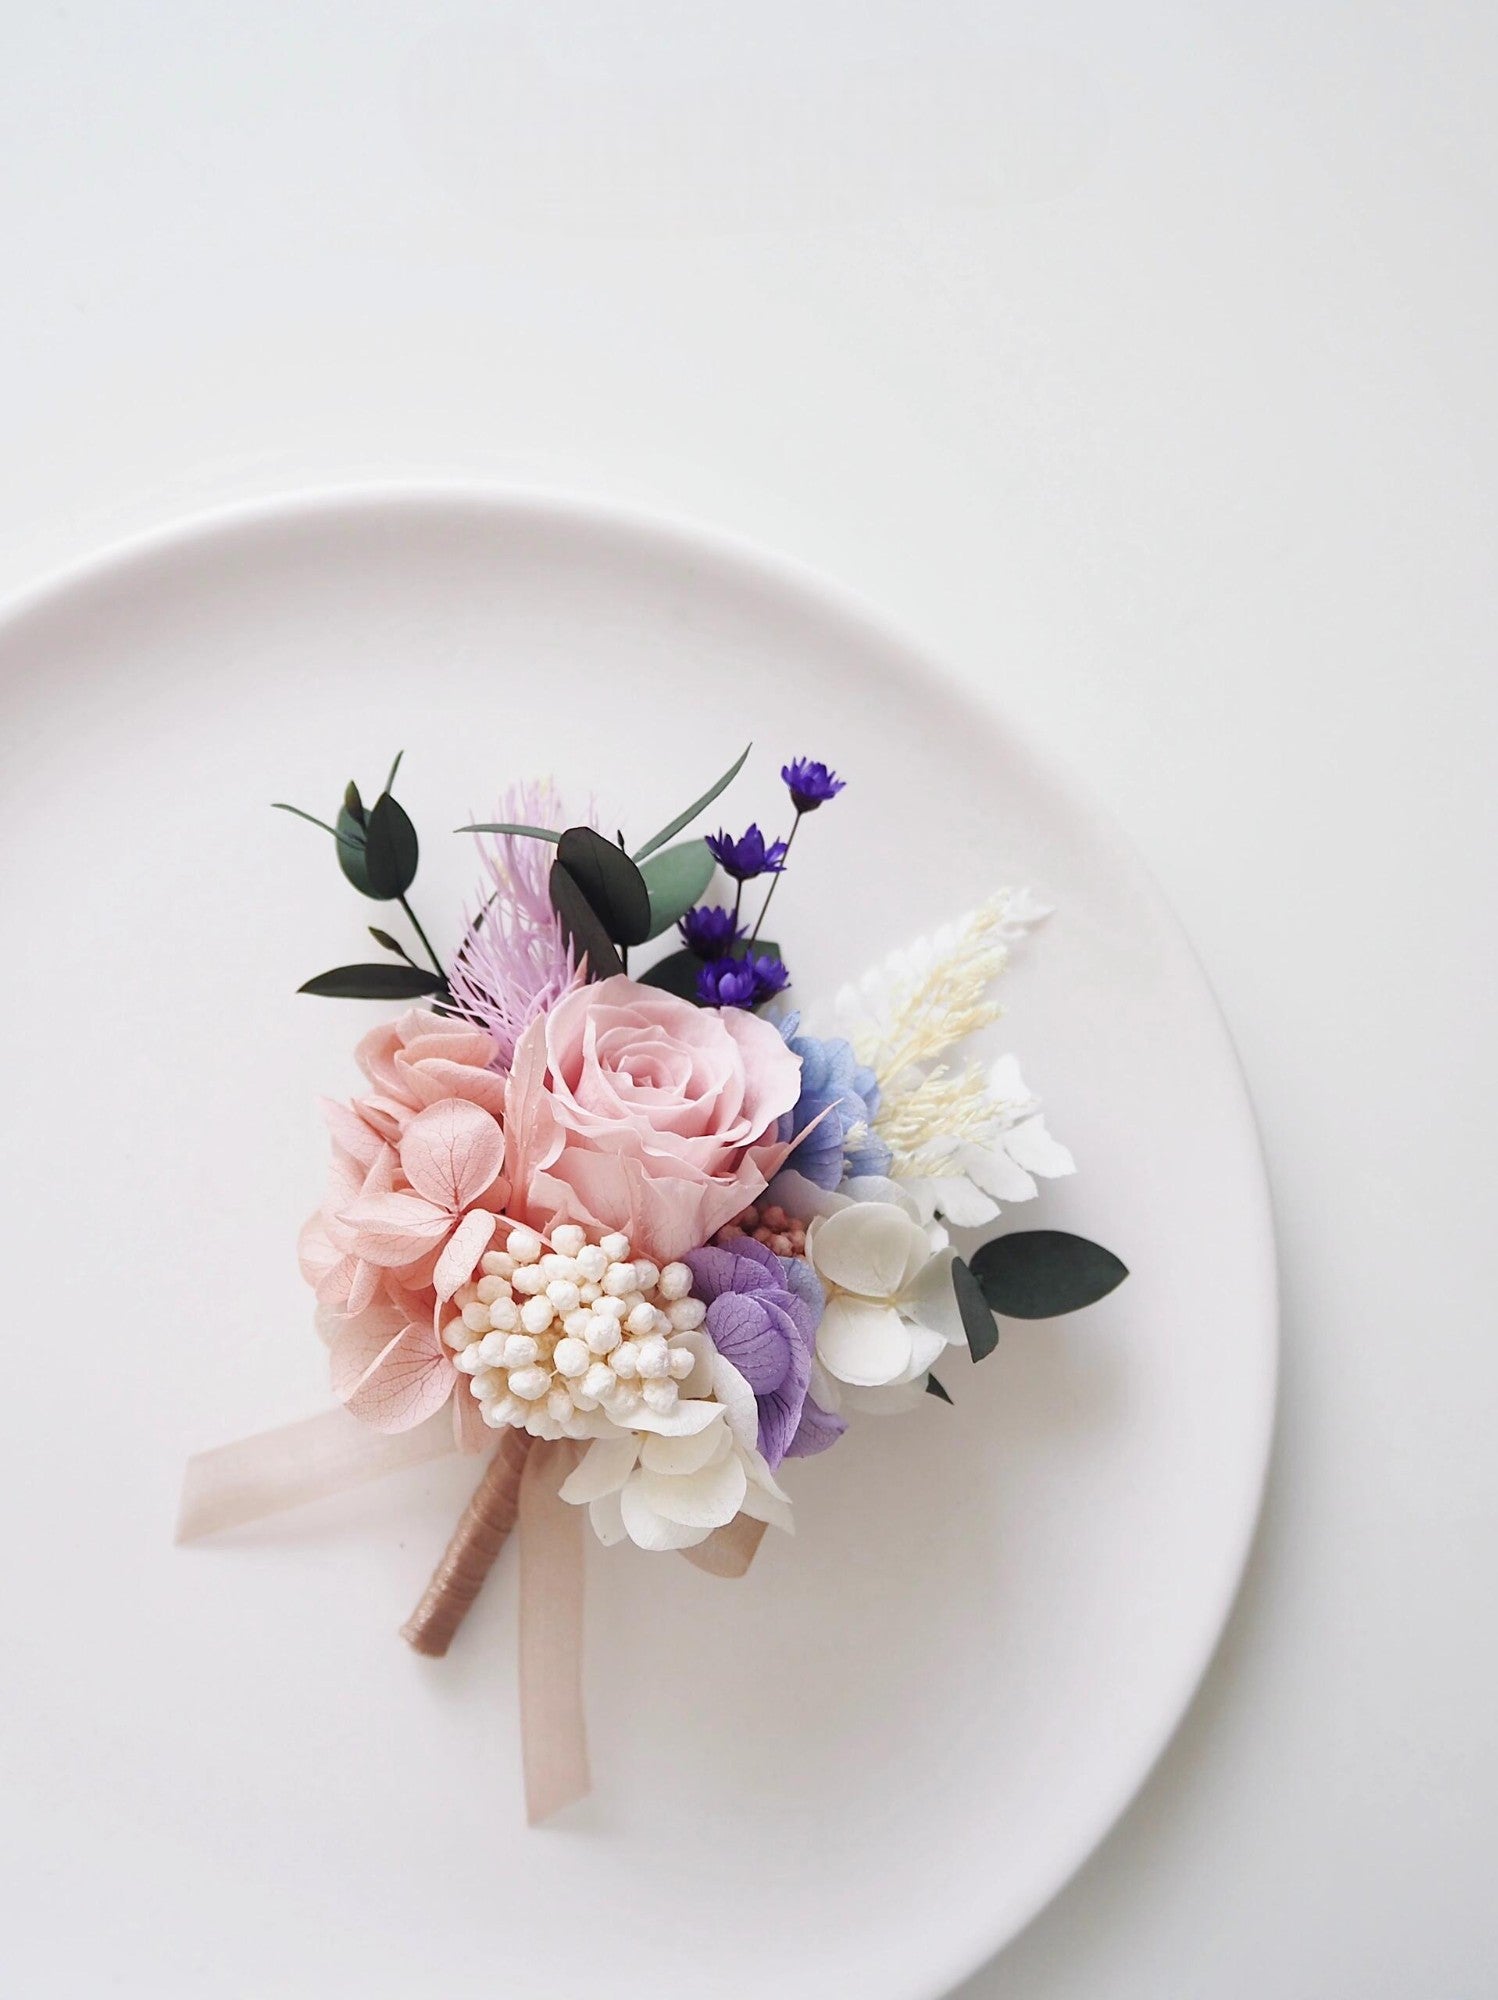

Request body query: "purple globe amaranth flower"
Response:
[697, 952, 788, 1009]
[677, 903, 744, 960]
[705, 824, 789, 881]
[777, 1013, 892, 1190]
[781, 757, 846, 812]
[684, 1237, 844, 1467]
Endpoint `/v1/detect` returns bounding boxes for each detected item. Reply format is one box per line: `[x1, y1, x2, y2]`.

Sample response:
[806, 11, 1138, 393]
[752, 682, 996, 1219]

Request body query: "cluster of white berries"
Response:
[443, 1223, 709, 1442]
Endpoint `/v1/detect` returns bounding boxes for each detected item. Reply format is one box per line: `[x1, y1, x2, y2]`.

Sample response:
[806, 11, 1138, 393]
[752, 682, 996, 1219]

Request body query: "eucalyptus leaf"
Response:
[557, 825, 651, 946]
[951, 1255, 999, 1362]
[728, 936, 780, 963]
[549, 860, 625, 979]
[632, 742, 751, 861]
[361, 791, 419, 900]
[298, 962, 444, 1000]
[641, 838, 716, 940]
[335, 802, 374, 894]
[385, 750, 404, 793]
[638, 949, 705, 1003]
[456, 821, 562, 842]
[925, 1373, 953, 1403]
[968, 1231, 1129, 1320]
[343, 780, 366, 826]
[368, 927, 414, 963]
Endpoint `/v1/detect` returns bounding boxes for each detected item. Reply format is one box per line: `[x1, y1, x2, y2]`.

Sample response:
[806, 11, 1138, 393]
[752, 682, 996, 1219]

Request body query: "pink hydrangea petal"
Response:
[332, 1311, 455, 1433]
[398, 1098, 506, 1211]
[339, 1190, 451, 1265]
[433, 1207, 499, 1300]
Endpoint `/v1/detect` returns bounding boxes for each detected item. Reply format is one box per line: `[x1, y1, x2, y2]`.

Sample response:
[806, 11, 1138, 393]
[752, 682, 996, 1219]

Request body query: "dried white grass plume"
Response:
[824, 890, 1051, 1089]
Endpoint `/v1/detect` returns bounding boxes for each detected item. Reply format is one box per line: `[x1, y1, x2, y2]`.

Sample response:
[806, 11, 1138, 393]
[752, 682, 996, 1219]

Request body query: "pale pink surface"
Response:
[504, 974, 802, 1262]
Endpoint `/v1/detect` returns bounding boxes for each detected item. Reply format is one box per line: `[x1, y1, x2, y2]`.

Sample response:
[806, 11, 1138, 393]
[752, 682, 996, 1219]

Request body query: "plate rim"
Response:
[0, 479, 1279, 1991]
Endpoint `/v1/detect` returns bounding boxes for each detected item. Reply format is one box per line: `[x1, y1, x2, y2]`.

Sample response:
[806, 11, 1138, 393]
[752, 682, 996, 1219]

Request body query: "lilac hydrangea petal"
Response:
[784, 1394, 846, 1460]
[757, 1332, 812, 1468]
[705, 1293, 790, 1396]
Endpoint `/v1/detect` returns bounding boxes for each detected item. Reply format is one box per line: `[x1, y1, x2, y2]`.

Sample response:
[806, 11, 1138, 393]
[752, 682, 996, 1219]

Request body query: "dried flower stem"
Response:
[401, 1428, 533, 1657]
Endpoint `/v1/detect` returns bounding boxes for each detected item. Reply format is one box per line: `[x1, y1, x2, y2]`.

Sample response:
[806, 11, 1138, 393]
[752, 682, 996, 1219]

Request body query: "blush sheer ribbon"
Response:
[176, 1406, 758, 1821]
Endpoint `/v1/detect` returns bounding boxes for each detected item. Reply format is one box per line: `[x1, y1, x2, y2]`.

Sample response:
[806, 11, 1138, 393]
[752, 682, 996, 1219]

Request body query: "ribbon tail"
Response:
[176, 1405, 457, 1542]
[679, 1512, 768, 1579]
[518, 1440, 591, 1824]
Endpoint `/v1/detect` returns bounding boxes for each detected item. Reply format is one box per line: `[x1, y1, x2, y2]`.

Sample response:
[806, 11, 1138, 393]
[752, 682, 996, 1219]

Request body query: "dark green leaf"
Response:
[640, 839, 717, 940]
[361, 791, 419, 900]
[925, 1373, 953, 1403]
[343, 780, 366, 827]
[632, 743, 751, 861]
[550, 860, 625, 979]
[968, 1231, 1129, 1320]
[385, 750, 404, 793]
[271, 801, 341, 840]
[298, 963, 444, 999]
[368, 926, 414, 963]
[951, 1255, 999, 1362]
[456, 821, 562, 842]
[638, 948, 705, 1003]
[556, 825, 651, 946]
[336, 802, 374, 894]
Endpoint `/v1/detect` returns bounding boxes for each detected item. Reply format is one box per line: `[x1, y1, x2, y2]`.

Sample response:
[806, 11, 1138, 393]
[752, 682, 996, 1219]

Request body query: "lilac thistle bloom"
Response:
[448, 780, 583, 1072]
[684, 1238, 844, 1467]
[781, 757, 846, 812]
[697, 953, 790, 1010]
[777, 1013, 892, 1190]
[705, 824, 789, 881]
[677, 903, 744, 960]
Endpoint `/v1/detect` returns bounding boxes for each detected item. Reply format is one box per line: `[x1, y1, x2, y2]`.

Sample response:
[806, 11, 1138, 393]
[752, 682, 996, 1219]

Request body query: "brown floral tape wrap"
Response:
[401, 1427, 534, 1656]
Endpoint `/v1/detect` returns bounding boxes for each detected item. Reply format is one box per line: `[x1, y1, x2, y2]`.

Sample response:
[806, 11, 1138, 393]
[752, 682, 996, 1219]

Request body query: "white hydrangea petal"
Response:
[924, 1175, 1000, 1228]
[891, 1319, 951, 1383]
[743, 1446, 791, 1504]
[673, 1329, 716, 1400]
[631, 1449, 748, 1531]
[707, 1352, 760, 1452]
[559, 1435, 639, 1504]
[1003, 1116, 1076, 1178]
[640, 1424, 731, 1476]
[740, 1484, 795, 1533]
[810, 1202, 927, 1299]
[816, 1296, 913, 1387]
[839, 1175, 921, 1219]
[626, 1396, 727, 1438]
[902, 1247, 969, 1352]
[619, 1476, 717, 1549]
[588, 1490, 628, 1545]
[808, 1358, 842, 1413]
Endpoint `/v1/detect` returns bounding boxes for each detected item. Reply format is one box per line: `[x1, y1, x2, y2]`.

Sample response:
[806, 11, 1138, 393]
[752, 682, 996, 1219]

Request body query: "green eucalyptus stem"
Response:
[399, 896, 446, 983]
[749, 812, 801, 944]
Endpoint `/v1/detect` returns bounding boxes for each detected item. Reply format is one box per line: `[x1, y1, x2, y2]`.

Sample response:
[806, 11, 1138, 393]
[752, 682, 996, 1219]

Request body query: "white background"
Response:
[0, 6, 1492, 1996]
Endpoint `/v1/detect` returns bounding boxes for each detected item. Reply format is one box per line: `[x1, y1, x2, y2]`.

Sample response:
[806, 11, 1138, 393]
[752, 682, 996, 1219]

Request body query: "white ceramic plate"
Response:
[0, 490, 1275, 2000]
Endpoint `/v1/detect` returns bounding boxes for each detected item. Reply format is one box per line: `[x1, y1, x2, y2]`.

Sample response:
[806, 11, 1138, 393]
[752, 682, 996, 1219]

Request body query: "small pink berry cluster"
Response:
[713, 1202, 807, 1260]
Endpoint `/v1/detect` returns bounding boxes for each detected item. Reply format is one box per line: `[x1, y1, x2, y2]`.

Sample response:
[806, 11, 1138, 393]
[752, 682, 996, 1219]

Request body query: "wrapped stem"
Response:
[401, 1427, 534, 1656]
